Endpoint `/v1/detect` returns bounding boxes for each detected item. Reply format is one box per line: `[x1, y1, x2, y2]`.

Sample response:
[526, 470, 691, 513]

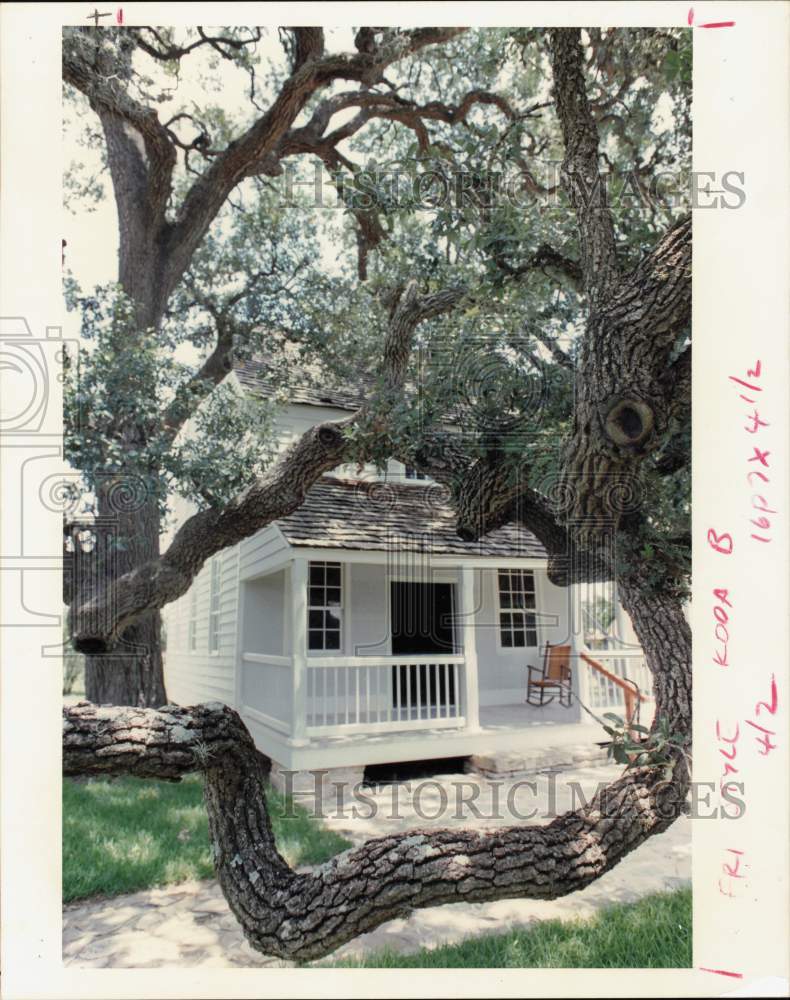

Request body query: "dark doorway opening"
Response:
[390, 581, 457, 711]
[390, 581, 456, 655]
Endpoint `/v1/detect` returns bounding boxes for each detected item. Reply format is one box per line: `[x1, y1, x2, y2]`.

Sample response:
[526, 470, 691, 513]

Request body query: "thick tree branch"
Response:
[63, 699, 688, 961]
[288, 27, 325, 71]
[159, 320, 235, 440]
[549, 29, 619, 307]
[63, 28, 176, 272]
[64, 27, 467, 317]
[493, 242, 584, 293]
[161, 28, 467, 304]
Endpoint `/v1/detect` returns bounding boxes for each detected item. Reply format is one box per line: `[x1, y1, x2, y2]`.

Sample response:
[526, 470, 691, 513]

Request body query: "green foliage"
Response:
[63, 27, 692, 586]
[602, 713, 688, 778]
[329, 888, 692, 968]
[63, 280, 276, 515]
[62, 773, 351, 902]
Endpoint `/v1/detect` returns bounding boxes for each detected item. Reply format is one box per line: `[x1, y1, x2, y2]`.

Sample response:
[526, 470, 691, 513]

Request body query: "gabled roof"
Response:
[275, 476, 547, 559]
[234, 357, 369, 412]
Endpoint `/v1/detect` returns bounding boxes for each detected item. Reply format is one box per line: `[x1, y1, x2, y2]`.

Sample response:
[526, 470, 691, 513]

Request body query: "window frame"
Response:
[188, 583, 198, 653]
[307, 560, 344, 653]
[495, 568, 538, 651]
[208, 557, 221, 655]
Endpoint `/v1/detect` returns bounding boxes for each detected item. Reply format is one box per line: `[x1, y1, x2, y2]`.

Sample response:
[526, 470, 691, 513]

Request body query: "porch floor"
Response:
[263, 703, 608, 771]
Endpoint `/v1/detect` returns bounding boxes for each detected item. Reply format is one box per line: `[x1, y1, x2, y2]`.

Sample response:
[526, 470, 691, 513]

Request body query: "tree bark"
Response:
[84, 613, 166, 707]
[81, 488, 167, 707]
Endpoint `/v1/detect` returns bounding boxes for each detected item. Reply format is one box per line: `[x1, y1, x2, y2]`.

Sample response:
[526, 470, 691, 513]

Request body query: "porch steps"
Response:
[466, 742, 610, 778]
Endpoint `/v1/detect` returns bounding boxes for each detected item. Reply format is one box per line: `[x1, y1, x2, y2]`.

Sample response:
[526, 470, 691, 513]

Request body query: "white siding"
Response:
[347, 563, 390, 656]
[163, 543, 240, 707]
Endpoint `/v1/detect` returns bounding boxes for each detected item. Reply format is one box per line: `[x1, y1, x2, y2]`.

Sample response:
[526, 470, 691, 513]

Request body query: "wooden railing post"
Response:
[572, 628, 595, 724]
[460, 565, 480, 732]
[290, 557, 309, 745]
[579, 651, 647, 730]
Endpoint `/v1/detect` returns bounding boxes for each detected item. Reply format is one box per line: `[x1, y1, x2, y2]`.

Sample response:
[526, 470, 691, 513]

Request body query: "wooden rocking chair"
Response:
[526, 643, 572, 707]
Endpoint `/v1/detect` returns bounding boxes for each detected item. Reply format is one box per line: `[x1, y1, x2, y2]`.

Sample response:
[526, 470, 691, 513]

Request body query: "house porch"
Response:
[237, 551, 654, 774]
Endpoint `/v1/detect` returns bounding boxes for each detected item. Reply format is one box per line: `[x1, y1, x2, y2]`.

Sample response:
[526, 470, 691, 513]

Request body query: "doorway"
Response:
[390, 581, 457, 712]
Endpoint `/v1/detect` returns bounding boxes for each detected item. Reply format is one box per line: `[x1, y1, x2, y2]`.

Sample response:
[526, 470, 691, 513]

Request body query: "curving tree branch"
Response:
[63, 696, 688, 961]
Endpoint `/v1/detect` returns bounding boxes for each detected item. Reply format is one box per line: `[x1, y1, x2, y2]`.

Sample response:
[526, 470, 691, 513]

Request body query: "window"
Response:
[188, 584, 198, 653]
[208, 557, 221, 654]
[497, 569, 538, 648]
[308, 561, 342, 651]
[404, 465, 427, 480]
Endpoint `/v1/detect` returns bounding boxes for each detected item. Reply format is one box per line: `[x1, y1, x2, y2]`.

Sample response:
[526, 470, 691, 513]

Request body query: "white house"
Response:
[163, 358, 653, 786]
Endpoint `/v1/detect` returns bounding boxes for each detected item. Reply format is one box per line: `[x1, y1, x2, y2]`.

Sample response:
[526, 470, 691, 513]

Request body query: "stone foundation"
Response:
[466, 742, 610, 778]
[269, 761, 366, 813]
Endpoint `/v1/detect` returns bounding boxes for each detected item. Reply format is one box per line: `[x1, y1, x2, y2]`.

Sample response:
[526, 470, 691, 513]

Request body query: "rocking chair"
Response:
[526, 642, 572, 707]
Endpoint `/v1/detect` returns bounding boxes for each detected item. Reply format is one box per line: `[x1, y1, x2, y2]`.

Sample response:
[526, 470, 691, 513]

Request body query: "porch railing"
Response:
[305, 655, 466, 735]
[577, 649, 654, 725]
[240, 653, 467, 738]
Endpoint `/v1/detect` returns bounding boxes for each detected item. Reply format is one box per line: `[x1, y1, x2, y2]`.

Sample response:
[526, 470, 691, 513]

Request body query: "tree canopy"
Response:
[63, 25, 691, 620]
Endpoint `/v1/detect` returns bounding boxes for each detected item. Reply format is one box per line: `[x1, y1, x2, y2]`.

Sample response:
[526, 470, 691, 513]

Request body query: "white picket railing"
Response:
[305, 655, 466, 736]
[240, 653, 467, 738]
[577, 648, 655, 725]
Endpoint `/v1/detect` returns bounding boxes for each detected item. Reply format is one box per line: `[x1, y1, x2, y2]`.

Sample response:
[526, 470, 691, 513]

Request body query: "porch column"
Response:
[572, 589, 595, 725]
[460, 565, 481, 731]
[290, 557, 309, 745]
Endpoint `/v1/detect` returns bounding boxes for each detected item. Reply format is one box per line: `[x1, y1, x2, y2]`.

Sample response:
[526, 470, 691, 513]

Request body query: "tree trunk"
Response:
[84, 612, 166, 707]
[82, 487, 167, 707]
[617, 561, 691, 737]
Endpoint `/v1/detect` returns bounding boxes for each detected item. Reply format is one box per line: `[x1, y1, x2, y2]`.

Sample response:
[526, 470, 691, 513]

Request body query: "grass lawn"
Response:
[63, 773, 351, 903]
[329, 888, 692, 969]
[64, 774, 690, 969]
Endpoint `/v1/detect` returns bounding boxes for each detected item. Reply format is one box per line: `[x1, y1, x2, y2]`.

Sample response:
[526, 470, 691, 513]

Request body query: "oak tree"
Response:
[64, 25, 692, 959]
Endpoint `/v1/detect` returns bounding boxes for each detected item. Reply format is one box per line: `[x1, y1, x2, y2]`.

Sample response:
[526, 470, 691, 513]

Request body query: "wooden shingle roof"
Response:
[276, 476, 547, 559]
[234, 358, 369, 411]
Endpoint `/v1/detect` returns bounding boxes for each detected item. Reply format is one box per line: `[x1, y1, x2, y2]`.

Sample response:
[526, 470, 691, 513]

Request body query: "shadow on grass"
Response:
[63, 774, 350, 903]
[327, 888, 692, 968]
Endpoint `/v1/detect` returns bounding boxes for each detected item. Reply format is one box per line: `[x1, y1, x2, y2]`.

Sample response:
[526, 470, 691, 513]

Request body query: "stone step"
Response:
[466, 743, 610, 777]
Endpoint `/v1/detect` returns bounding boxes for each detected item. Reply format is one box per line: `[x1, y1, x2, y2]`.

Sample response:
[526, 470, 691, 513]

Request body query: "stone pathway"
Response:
[63, 764, 691, 968]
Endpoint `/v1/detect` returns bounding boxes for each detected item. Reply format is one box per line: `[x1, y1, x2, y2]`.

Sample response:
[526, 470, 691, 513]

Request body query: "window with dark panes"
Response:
[308, 561, 343, 651]
[497, 569, 538, 648]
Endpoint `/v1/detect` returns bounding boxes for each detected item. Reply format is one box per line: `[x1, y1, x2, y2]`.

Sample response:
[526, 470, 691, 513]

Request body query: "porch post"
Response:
[572, 586, 595, 725]
[290, 557, 309, 744]
[460, 565, 481, 731]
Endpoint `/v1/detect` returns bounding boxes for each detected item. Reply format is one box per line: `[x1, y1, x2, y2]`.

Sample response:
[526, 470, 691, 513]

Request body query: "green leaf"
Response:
[612, 745, 629, 765]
